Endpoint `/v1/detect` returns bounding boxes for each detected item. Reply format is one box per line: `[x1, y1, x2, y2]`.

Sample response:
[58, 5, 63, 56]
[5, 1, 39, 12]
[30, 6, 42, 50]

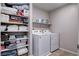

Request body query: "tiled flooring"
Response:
[49, 49, 77, 56]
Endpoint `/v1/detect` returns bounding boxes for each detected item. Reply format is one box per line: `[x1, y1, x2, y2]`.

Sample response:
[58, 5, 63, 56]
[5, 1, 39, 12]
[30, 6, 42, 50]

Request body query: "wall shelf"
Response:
[1, 12, 29, 19]
[33, 22, 51, 26]
[1, 44, 29, 52]
[5, 3, 29, 6]
[1, 22, 28, 26]
[1, 3, 30, 56]
[9, 38, 29, 40]
[1, 30, 29, 33]
[1, 38, 29, 44]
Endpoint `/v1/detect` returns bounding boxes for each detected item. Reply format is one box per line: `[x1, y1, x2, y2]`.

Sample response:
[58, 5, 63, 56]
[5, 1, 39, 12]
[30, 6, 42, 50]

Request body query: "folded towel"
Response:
[17, 47, 28, 55]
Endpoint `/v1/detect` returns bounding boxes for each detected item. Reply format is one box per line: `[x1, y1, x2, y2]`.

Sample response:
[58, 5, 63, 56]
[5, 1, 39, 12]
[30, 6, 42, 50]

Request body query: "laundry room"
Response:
[0, 3, 79, 56]
[32, 3, 78, 56]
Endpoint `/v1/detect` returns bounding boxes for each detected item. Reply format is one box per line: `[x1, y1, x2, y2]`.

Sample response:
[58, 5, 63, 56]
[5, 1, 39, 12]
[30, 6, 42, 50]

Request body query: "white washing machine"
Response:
[50, 33, 59, 52]
[32, 30, 59, 55]
[32, 30, 50, 56]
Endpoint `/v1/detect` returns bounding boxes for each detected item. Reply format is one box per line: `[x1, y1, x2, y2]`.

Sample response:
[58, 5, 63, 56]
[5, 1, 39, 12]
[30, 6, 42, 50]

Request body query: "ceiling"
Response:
[33, 3, 67, 12]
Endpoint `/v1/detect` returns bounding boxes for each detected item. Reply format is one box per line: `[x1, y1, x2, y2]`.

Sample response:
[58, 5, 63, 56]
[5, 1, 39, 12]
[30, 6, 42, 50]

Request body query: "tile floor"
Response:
[49, 49, 77, 56]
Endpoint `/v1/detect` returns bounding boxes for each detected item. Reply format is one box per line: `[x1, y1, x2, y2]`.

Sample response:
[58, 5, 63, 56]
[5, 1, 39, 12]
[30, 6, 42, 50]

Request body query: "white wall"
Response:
[50, 4, 78, 53]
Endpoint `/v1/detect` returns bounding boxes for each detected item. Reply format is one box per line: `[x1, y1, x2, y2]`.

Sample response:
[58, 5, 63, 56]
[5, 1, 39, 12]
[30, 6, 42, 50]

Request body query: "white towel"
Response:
[0, 14, 9, 22]
[17, 47, 28, 55]
[19, 26, 28, 31]
[7, 25, 18, 31]
[1, 7, 17, 15]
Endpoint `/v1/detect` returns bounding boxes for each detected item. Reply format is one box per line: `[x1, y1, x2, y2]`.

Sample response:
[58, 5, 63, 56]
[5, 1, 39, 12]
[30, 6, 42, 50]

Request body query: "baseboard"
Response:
[60, 48, 78, 55]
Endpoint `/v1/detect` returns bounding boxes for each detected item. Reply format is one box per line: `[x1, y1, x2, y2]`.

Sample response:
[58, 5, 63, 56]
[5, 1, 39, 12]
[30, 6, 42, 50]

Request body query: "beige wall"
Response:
[50, 4, 78, 52]
[32, 6, 50, 29]
[78, 4, 79, 45]
[33, 6, 49, 19]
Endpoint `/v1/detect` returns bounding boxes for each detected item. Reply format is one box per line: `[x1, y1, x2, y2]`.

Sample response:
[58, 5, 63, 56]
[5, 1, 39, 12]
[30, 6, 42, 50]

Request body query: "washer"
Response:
[32, 30, 50, 56]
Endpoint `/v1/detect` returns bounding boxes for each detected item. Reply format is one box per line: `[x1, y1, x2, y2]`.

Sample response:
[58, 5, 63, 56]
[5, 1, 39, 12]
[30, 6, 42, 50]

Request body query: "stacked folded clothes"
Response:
[0, 14, 9, 22]
[1, 50, 17, 56]
[7, 25, 18, 31]
[1, 7, 17, 15]
[19, 26, 28, 31]
[17, 47, 28, 55]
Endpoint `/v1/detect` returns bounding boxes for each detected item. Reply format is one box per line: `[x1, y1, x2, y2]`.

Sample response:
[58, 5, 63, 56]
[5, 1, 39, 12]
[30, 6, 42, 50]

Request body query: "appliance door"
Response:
[39, 35, 50, 56]
[50, 33, 59, 52]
